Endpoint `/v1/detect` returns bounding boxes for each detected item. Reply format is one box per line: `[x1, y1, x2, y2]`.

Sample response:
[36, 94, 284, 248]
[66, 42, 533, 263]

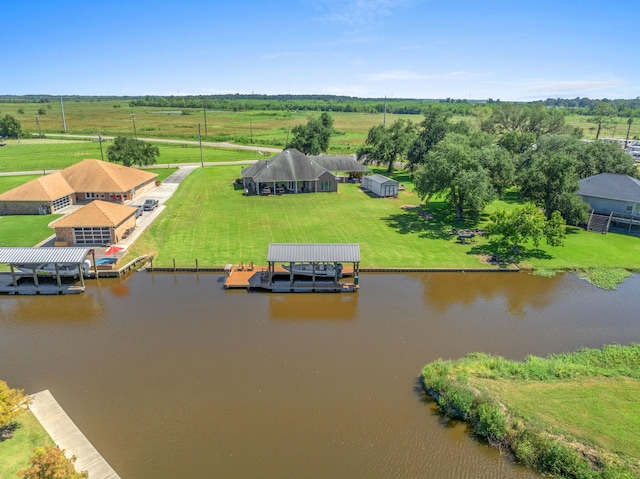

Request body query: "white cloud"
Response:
[310, 0, 417, 26]
[363, 70, 492, 82]
[521, 79, 623, 93]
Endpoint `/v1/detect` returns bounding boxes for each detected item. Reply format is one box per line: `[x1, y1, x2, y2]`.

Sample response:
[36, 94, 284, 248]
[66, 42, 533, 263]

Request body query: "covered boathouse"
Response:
[0, 247, 91, 295]
[235, 243, 360, 293]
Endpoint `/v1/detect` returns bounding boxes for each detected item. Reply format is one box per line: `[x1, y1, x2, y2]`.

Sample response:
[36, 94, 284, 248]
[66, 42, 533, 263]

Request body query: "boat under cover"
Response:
[282, 262, 343, 277]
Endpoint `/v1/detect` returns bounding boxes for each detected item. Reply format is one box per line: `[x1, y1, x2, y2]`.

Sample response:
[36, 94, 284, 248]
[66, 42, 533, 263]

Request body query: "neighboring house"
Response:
[0, 159, 158, 215]
[361, 174, 399, 198]
[50, 200, 138, 245]
[578, 173, 640, 234]
[241, 149, 367, 195]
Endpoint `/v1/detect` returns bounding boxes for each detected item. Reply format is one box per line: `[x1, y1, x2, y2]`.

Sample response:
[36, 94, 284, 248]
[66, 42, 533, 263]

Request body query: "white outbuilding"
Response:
[361, 174, 398, 198]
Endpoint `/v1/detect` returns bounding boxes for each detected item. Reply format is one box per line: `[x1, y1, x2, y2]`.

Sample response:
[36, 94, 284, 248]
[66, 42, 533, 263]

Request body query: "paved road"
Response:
[43, 133, 282, 153]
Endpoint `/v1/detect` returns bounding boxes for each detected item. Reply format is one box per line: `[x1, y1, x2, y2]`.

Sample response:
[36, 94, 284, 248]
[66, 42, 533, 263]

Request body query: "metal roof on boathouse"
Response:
[0, 247, 91, 265]
[267, 243, 360, 263]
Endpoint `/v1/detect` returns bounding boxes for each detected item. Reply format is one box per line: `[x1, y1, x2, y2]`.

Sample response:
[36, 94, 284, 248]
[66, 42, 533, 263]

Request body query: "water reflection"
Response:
[418, 271, 564, 316]
[0, 289, 106, 323]
[268, 293, 358, 321]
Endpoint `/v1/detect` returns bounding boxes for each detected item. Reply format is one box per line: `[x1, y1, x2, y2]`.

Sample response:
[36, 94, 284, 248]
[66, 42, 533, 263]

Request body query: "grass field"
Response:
[0, 138, 267, 173]
[0, 100, 422, 153]
[3, 101, 639, 153]
[421, 345, 640, 478]
[0, 410, 55, 478]
[125, 165, 640, 271]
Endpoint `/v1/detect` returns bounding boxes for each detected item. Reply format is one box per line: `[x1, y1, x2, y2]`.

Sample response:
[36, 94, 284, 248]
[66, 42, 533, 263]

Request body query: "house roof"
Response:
[50, 200, 137, 228]
[61, 159, 158, 193]
[578, 173, 640, 203]
[0, 159, 159, 204]
[309, 155, 368, 172]
[0, 247, 90, 265]
[267, 243, 361, 263]
[242, 149, 331, 182]
[0, 172, 74, 201]
[364, 174, 398, 186]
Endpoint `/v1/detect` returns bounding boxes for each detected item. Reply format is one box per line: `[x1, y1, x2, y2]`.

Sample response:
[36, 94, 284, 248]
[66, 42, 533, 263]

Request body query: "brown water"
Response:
[1, 271, 639, 479]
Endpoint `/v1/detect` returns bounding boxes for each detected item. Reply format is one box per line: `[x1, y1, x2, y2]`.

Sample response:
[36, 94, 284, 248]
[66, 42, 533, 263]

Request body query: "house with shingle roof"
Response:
[578, 173, 640, 215]
[241, 149, 367, 195]
[0, 159, 158, 215]
[50, 200, 138, 245]
[578, 173, 640, 234]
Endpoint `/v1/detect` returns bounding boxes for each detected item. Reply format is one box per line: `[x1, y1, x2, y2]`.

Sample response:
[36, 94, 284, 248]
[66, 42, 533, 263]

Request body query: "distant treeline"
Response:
[1, 94, 639, 117]
[128, 95, 478, 115]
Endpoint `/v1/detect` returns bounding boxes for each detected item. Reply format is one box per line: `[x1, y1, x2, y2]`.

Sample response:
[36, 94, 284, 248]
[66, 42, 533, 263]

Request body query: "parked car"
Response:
[132, 204, 144, 218]
[143, 198, 159, 211]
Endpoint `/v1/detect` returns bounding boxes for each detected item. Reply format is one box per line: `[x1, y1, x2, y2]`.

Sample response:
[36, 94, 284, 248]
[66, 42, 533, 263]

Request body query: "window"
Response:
[321, 181, 332, 191]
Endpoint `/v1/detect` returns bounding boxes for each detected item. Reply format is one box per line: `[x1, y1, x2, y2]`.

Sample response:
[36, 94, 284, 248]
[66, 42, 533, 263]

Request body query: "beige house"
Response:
[50, 200, 138, 245]
[0, 159, 158, 215]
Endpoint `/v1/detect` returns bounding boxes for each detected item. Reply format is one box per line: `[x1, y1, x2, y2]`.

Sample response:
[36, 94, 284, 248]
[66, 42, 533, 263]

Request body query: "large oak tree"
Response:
[107, 136, 160, 167]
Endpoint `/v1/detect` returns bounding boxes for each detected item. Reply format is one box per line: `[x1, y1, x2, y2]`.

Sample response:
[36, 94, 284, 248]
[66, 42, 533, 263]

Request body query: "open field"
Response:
[0, 138, 267, 172]
[421, 344, 640, 478]
[3, 101, 640, 153]
[1, 100, 422, 153]
[0, 410, 55, 478]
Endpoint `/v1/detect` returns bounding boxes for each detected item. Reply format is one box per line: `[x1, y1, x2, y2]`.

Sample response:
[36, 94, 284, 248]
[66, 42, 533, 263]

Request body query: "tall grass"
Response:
[421, 344, 640, 479]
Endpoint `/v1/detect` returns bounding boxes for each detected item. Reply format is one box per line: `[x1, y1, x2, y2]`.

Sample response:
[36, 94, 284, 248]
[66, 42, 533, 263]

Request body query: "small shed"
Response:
[361, 174, 398, 198]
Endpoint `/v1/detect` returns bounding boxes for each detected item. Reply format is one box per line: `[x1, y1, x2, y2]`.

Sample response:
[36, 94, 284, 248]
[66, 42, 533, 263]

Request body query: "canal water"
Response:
[1, 271, 639, 478]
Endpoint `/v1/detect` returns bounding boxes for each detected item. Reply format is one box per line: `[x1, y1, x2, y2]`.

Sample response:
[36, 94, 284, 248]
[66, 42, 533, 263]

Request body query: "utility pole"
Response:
[98, 133, 104, 161]
[625, 118, 633, 149]
[131, 114, 137, 139]
[250, 120, 253, 143]
[383, 96, 387, 127]
[60, 97, 67, 132]
[202, 96, 208, 137]
[35, 115, 42, 138]
[198, 123, 204, 167]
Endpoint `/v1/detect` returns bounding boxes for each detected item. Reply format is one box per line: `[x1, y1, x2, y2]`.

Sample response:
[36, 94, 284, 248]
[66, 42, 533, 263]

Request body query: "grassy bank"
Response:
[420, 344, 640, 479]
[0, 410, 55, 477]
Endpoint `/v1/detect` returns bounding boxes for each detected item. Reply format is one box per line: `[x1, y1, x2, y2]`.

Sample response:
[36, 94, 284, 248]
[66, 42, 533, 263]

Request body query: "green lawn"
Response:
[0, 139, 267, 173]
[0, 410, 55, 478]
[4, 163, 640, 272]
[127, 165, 640, 270]
[475, 376, 640, 461]
[0, 215, 61, 247]
[129, 166, 493, 268]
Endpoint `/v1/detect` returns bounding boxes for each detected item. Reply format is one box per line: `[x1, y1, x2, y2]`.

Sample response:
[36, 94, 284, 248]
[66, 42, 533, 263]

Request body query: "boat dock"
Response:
[224, 244, 361, 293]
[0, 274, 85, 295]
[224, 264, 358, 292]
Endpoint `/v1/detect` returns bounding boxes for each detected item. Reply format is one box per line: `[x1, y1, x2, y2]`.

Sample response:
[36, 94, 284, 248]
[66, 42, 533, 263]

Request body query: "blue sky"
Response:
[2, 0, 638, 100]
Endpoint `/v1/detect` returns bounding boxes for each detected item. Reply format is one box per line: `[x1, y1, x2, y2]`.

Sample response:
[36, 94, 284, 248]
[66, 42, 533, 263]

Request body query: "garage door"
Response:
[73, 227, 112, 245]
[52, 195, 71, 212]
